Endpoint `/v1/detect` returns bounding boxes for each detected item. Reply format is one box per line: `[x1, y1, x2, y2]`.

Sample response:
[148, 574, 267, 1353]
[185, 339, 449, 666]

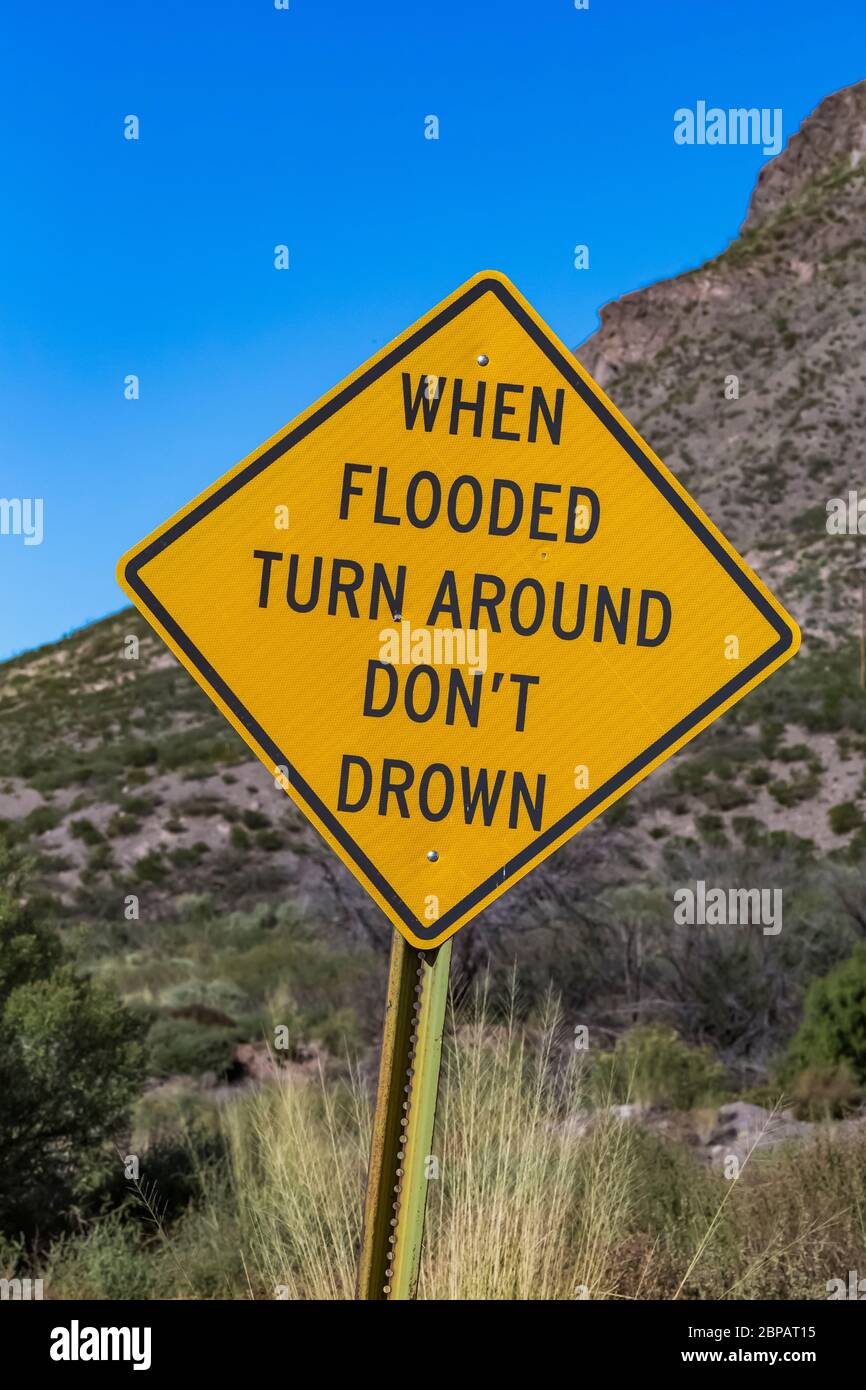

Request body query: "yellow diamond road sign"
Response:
[117, 270, 800, 950]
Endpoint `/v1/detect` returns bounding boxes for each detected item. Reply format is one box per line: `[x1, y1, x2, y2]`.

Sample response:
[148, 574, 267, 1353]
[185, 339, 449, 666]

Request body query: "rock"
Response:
[705, 1101, 814, 1166]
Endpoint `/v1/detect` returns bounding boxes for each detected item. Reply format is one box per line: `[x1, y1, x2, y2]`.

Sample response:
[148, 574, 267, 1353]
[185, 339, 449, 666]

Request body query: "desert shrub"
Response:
[254, 828, 283, 851]
[0, 892, 62, 999]
[768, 771, 819, 807]
[168, 841, 209, 867]
[591, 1025, 728, 1109]
[229, 824, 250, 850]
[21, 805, 63, 837]
[70, 818, 104, 845]
[696, 812, 727, 845]
[133, 850, 167, 883]
[160, 977, 248, 1016]
[784, 946, 866, 1084]
[788, 1063, 861, 1120]
[146, 1017, 238, 1080]
[829, 801, 864, 835]
[0, 894, 145, 1236]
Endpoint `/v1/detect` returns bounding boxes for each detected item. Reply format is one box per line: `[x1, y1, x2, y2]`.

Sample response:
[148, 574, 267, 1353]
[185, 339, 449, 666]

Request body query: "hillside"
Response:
[3, 81, 866, 1068]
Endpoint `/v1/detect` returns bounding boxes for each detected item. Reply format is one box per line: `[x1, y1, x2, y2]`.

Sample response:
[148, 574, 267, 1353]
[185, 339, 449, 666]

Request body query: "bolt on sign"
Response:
[117, 270, 800, 950]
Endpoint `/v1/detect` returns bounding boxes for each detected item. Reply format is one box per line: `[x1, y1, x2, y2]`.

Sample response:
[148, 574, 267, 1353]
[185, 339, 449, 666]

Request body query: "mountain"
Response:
[3, 82, 866, 1033]
[580, 79, 866, 646]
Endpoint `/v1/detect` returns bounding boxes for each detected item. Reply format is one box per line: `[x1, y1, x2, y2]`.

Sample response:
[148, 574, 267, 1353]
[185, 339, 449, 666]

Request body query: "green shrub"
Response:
[0, 894, 62, 1001]
[696, 812, 726, 845]
[254, 828, 283, 851]
[829, 801, 864, 835]
[22, 805, 63, 837]
[788, 1063, 860, 1120]
[747, 765, 771, 785]
[70, 818, 104, 845]
[769, 772, 819, 807]
[160, 978, 248, 1016]
[0, 894, 145, 1236]
[133, 850, 167, 883]
[591, 1025, 728, 1110]
[230, 824, 250, 850]
[146, 1017, 238, 1079]
[169, 842, 209, 868]
[785, 946, 866, 1084]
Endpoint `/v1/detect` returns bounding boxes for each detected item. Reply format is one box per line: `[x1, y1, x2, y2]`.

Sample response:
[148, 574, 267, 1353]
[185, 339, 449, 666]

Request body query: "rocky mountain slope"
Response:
[580, 79, 866, 646]
[2, 81, 866, 995]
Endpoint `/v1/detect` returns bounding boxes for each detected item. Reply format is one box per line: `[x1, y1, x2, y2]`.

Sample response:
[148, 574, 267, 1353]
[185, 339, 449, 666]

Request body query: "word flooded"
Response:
[379, 620, 487, 674]
[339, 463, 598, 542]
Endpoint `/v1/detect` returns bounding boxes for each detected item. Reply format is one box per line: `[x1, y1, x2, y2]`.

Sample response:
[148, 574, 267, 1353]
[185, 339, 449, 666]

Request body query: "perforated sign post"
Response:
[118, 270, 799, 1299]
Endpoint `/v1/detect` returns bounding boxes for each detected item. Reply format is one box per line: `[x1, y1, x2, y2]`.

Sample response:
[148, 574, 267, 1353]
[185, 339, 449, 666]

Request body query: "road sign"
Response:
[117, 269, 800, 951]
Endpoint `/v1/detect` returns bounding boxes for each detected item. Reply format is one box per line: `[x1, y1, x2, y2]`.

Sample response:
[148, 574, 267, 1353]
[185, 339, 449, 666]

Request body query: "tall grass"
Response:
[212, 987, 644, 1299]
[420, 990, 635, 1299]
[221, 1066, 367, 1300]
[39, 987, 866, 1300]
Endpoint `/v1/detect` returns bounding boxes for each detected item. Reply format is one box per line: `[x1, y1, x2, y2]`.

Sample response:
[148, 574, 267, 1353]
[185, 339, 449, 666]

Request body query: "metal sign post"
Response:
[357, 932, 452, 1300]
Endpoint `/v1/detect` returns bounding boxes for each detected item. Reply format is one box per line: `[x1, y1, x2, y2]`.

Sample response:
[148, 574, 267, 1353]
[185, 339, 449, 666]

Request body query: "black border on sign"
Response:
[124, 277, 795, 942]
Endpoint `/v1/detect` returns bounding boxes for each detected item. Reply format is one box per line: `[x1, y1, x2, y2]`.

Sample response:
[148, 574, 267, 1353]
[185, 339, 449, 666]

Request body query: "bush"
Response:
[591, 1025, 728, 1110]
[829, 801, 864, 835]
[0, 894, 61, 1000]
[0, 894, 145, 1235]
[146, 1017, 238, 1080]
[70, 818, 104, 846]
[788, 1063, 860, 1120]
[784, 946, 866, 1084]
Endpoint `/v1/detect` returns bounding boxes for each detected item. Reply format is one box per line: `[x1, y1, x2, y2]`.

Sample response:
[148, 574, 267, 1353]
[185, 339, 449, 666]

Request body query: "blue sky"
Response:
[1, 0, 863, 662]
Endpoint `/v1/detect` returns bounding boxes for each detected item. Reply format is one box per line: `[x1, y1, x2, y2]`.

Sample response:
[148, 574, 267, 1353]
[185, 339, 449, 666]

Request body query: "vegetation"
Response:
[784, 946, 866, 1086]
[0, 892, 145, 1235]
[7, 998, 864, 1301]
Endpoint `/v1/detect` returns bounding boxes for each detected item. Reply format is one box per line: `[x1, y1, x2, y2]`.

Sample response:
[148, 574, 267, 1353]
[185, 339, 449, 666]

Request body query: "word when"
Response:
[673, 880, 781, 936]
[402, 373, 564, 443]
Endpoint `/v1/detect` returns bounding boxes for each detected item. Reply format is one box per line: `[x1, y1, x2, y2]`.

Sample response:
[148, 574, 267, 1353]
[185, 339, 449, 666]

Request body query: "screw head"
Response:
[477, 354, 489, 366]
[427, 849, 439, 862]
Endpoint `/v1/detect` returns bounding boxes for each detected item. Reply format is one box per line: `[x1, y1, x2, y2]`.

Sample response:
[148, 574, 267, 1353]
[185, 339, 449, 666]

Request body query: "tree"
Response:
[0, 894, 145, 1236]
[784, 944, 866, 1085]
